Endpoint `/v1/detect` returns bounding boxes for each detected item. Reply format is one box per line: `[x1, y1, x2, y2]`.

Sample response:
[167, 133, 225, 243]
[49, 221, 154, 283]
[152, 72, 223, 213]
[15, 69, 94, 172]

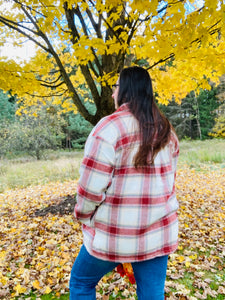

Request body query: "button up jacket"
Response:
[75, 103, 179, 262]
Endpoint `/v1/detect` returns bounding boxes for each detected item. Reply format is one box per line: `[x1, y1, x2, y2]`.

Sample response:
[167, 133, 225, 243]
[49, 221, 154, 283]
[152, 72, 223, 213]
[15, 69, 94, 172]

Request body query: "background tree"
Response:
[159, 87, 220, 140]
[210, 103, 225, 138]
[0, 0, 225, 125]
[0, 122, 10, 158]
[0, 90, 16, 122]
[0, 90, 16, 157]
[64, 108, 94, 150]
[4, 108, 66, 159]
[198, 88, 220, 139]
[208, 75, 225, 138]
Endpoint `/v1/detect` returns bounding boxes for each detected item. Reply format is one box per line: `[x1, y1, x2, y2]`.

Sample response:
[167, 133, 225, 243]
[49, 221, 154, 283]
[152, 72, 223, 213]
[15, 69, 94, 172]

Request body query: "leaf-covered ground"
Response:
[0, 167, 225, 300]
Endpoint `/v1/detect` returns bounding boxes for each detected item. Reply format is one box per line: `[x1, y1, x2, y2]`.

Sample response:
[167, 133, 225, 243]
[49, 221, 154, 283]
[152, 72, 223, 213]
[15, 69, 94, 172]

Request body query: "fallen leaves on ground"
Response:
[165, 167, 225, 300]
[0, 167, 224, 299]
[0, 181, 81, 299]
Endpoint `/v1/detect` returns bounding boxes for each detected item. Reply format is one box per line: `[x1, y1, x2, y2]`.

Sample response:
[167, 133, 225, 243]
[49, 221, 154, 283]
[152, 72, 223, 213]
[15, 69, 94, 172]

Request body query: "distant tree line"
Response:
[0, 90, 93, 159]
[0, 80, 224, 160]
[158, 87, 221, 140]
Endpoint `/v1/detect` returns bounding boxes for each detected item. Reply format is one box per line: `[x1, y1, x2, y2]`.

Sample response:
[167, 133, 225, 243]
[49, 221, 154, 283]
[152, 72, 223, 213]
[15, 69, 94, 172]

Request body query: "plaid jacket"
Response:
[75, 103, 179, 262]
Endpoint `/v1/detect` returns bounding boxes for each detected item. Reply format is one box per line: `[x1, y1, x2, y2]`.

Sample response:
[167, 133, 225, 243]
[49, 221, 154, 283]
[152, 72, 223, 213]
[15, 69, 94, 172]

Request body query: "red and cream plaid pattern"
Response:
[75, 103, 179, 262]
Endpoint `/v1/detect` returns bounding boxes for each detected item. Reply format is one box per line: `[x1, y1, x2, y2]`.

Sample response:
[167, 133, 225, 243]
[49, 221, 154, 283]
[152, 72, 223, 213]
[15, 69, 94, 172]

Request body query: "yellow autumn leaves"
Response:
[0, 181, 81, 298]
[166, 167, 225, 299]
[1, 0, 225, 118]
[0, 167, 225, 299]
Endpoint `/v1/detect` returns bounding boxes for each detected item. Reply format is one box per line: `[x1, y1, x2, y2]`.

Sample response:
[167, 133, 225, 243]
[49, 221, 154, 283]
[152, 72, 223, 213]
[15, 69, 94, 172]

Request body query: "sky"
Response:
[0, 1, 36, 62]
[0, 40, 36, 62]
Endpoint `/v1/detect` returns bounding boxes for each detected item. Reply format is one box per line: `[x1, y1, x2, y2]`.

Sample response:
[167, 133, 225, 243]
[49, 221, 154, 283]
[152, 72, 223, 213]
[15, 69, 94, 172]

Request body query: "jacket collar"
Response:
[116, 103, 129, 113]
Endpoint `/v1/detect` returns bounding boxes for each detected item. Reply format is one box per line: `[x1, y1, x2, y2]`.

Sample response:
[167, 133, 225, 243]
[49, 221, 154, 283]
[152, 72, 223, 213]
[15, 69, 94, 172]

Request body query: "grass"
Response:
[1, 139, 225, 193]
[178, 139, 225, 169]
[15, 292, 70, 300]
[0, 151, 83, 193]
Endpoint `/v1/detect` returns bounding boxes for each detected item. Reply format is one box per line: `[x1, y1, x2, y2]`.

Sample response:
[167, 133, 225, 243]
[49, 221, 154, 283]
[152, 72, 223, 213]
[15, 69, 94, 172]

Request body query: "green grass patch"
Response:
[178, 139, 225, 169]
[15, 292, 69, 300]
[166, 270, 225, 300]
[0, 150, 83, 193]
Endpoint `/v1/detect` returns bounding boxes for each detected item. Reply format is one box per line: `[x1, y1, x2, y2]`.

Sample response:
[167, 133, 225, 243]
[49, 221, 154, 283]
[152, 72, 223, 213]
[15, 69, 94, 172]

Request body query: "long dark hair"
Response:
[117, 66, 171, 167]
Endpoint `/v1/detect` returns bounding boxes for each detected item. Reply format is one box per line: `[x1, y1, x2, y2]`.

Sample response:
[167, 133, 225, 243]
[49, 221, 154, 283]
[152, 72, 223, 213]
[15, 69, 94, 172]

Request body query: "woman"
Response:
[70, 66, 179, 300]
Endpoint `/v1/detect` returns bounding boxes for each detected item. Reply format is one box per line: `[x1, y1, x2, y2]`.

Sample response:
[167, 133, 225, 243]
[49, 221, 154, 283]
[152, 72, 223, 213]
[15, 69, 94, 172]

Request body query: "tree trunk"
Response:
[194, 91, 202, 140]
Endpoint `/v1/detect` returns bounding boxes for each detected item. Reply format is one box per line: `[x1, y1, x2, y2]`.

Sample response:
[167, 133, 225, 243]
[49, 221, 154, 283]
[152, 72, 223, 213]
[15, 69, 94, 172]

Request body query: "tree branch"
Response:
[13, 0, 47, 18]
[86, 6, 103, 39]
[158, 3, 169, 14]
[1, 1, 96, 123]
[38, 27, 96, 123]
[38, 74, 62, 84]
[64, 2, 101, 107]
[88, 61, 100, 78]
[146, 16, 222, 70]
[0, 15, 37, 35]
[25, 90, 67, 98]
[88, 0, 123, 44]
[18, 2, 40, 32]
[40, 81, 65, 89]
[208, 19, 221, 33]
[0, 16, 50, 53]
[147, 53, 175, 70]
[127, 19, 139, 45]
[74, 6, 103, 76]
[63, 3, 80, 44]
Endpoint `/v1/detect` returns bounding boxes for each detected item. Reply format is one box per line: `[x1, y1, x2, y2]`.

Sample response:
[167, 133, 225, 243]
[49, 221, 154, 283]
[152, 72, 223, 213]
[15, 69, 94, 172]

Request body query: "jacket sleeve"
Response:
[74, 134, 115, 227]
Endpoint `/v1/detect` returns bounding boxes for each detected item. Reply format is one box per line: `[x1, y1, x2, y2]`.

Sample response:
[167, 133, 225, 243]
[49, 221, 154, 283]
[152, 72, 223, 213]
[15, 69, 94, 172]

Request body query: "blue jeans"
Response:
[70, 245, 168, 300]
